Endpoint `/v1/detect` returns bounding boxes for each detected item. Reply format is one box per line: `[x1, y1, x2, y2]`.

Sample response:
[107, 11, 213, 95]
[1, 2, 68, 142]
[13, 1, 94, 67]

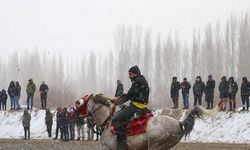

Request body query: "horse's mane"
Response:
[89, 94, 111, 106]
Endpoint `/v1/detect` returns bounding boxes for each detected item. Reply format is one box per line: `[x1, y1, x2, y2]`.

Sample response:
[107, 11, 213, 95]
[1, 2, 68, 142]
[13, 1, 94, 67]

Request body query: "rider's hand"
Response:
[111, 97, 118, 102]
[111, 102, 116, 108]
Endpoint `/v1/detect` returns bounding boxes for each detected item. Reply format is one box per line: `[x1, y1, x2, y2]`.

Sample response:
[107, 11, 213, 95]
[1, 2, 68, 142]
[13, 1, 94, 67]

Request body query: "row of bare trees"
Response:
[0, 11, 250, 109]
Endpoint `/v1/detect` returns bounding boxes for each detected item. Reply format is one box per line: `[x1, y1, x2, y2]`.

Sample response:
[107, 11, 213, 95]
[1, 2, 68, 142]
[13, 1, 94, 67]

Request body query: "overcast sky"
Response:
[0, 0, 249, 59]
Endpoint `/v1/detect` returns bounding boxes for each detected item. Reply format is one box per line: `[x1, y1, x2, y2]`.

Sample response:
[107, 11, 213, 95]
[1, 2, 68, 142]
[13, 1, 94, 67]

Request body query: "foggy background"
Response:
[0, 0, 250, 109]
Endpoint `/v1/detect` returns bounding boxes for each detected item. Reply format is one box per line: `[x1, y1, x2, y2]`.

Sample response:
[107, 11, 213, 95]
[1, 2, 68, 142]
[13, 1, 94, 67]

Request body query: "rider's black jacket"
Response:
[122, 75, 149, 104]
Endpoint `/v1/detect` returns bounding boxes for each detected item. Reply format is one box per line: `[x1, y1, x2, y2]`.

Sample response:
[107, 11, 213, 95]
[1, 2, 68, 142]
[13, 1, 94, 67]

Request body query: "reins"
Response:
[87, 96, 116, 133]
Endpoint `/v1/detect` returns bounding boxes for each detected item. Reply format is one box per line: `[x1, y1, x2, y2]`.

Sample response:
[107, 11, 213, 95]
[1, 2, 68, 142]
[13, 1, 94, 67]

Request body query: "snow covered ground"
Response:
[184, 111, 250, 143]
[0, 109, 250, 143]
[0, 109, 56, 139]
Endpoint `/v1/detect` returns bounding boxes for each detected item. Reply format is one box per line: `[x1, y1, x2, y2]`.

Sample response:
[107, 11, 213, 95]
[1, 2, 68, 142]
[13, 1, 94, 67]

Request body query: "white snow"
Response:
[183, 111, 250, 143]
[1, 109, 250, 143]
[154, 109, 250, 143]
[0, 110, 56, 139]
[0, 109, 95, 140]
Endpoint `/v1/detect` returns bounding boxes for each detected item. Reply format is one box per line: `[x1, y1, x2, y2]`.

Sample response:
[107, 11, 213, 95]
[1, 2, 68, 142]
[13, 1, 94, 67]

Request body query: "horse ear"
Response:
[88, 93, 96, 99]
[89, 93, 94, 99]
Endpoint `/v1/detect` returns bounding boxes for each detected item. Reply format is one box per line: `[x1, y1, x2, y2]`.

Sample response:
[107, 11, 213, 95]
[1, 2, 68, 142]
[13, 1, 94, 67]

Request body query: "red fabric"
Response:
[112, 112, 153, 136]
[75, 95, 89, 117]
[68, 111, 76, 120]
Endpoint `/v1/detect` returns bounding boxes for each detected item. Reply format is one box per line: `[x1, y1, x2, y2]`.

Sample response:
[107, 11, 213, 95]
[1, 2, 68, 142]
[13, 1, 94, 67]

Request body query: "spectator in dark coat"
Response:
[171, 77, 180, 109]
[22, 109, 31, 140]
[87, 117, 94, 141]
[240, 77, 250, 111]
[180, 78, 191, 109]
[26, 79, 36, 110]
[228, 77, 238, 111]
[219, 76, 229, 111]
[0, 91, 2, 110]
[193, 76, 205, 106]
[8, 81, 16, 110]
[39, 81, 49, 109]
[115, 80, 125, 109]
[0, 91, 3, 110]
[75, 108, 85, 141]
[14, 82, 21, 110]
[45, 108, 53, 138]
[68, 108, 76, 140]
[205, 75, 216, 109]
[61, 107, 69, 141]
[115, 80, 124, 97]
[1, 89, 7, 110]
[54, 107, 63, 140]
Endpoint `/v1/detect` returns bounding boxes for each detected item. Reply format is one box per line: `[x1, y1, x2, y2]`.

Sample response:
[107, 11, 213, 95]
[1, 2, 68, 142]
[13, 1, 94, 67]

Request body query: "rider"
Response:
[112, 65, 150, 150]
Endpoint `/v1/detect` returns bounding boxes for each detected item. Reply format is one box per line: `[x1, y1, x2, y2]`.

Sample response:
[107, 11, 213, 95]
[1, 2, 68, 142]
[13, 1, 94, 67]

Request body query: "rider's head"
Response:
[128, 65, 141, 81]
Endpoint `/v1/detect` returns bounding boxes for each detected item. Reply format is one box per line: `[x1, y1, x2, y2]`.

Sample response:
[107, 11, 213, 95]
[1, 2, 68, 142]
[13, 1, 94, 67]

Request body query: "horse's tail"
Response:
[180, 106, 203, 137]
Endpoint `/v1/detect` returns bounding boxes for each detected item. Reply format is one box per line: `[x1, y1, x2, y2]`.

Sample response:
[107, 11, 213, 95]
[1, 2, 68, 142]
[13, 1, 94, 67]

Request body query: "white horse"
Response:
[79, 94, 221, 150]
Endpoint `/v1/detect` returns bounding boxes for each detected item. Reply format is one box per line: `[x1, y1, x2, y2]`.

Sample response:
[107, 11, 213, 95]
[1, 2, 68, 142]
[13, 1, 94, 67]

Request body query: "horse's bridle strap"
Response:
[88, 101, 115, 132]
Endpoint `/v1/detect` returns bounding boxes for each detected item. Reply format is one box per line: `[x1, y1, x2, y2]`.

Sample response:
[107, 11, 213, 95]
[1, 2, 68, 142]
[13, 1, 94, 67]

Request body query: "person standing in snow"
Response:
[205, 75, 215, 109]
[228, 77, 238, 111]
[240, 77, 250, 111]
[0, 91, 2, 110]
[14, 81, 21, 110]
[75, 108, 85, 141]
[180, 78, 191, 109]
[45, 108, 53, 138]
[22, 109, 31, 140]
[219, 76, 229, 111]
[39, 81, 49, 109]
[54, 107, 63, 140]
[8, 81, 16, 110]
[171, 77, 181, 109]
[115, 80, 124, 97]
[68, 108, 76, 140]
[26, 79, 36, 110]
[1, 89, 8, 111]
[61, 107, 69, 141]
[193, 76, 205, 106]
[87, 117, 94, 141]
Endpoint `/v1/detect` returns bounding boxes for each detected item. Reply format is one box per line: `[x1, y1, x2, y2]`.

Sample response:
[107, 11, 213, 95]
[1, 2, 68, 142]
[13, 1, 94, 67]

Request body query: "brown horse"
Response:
[77, 94, 220, 150]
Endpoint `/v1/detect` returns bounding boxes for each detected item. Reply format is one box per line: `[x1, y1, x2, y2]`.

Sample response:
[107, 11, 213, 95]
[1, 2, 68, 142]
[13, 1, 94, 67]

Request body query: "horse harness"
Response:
[87, 99, 116, 133]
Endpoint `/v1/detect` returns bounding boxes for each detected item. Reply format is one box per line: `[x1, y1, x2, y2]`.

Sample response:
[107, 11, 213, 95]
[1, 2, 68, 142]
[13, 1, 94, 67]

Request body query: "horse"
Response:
[77, 94, 222, 150]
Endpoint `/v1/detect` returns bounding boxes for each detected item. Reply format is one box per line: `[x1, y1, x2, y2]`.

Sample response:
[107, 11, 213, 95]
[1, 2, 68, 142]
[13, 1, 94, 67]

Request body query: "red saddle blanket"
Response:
[112, 112, 153, 136]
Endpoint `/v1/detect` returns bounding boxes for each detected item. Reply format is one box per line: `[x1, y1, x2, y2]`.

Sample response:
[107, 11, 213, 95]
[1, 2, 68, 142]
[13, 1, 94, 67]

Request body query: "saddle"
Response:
[112, 109, 153, 136]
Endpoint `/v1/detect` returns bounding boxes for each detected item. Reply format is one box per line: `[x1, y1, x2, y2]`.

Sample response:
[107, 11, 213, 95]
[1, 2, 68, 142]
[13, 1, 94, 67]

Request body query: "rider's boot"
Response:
[117, 140, 128, 150]
[116, 134, 128, 150]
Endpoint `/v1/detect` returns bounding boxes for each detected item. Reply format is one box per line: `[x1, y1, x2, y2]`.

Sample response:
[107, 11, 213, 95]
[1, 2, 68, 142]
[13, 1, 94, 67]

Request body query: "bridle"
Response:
[85, 96, 116, 133]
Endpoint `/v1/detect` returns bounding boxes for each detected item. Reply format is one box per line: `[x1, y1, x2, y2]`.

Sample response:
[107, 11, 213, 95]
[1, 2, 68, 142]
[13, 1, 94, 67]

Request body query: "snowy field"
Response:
[184, 111, 250, 143]
[0, 109, 250, 144]
[0, 109, 56, 139]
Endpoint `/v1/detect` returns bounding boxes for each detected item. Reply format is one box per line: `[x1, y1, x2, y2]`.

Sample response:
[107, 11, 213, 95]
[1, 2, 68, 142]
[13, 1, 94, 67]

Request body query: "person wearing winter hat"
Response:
[111, 65, 150, 150]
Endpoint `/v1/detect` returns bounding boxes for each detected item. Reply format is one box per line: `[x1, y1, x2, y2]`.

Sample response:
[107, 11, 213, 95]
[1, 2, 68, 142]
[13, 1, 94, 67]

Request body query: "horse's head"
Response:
[87, 94, 114, 128]
[74, 94, 91, 117]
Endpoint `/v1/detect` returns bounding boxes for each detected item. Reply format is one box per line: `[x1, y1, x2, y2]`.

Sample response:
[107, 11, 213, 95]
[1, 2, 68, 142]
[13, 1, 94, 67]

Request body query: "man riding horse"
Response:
[112, 65, 150, 150]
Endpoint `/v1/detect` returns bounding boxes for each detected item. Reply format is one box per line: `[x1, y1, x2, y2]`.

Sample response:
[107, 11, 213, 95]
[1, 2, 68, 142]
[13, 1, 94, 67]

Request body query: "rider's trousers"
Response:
[112, 103, 139, 142]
